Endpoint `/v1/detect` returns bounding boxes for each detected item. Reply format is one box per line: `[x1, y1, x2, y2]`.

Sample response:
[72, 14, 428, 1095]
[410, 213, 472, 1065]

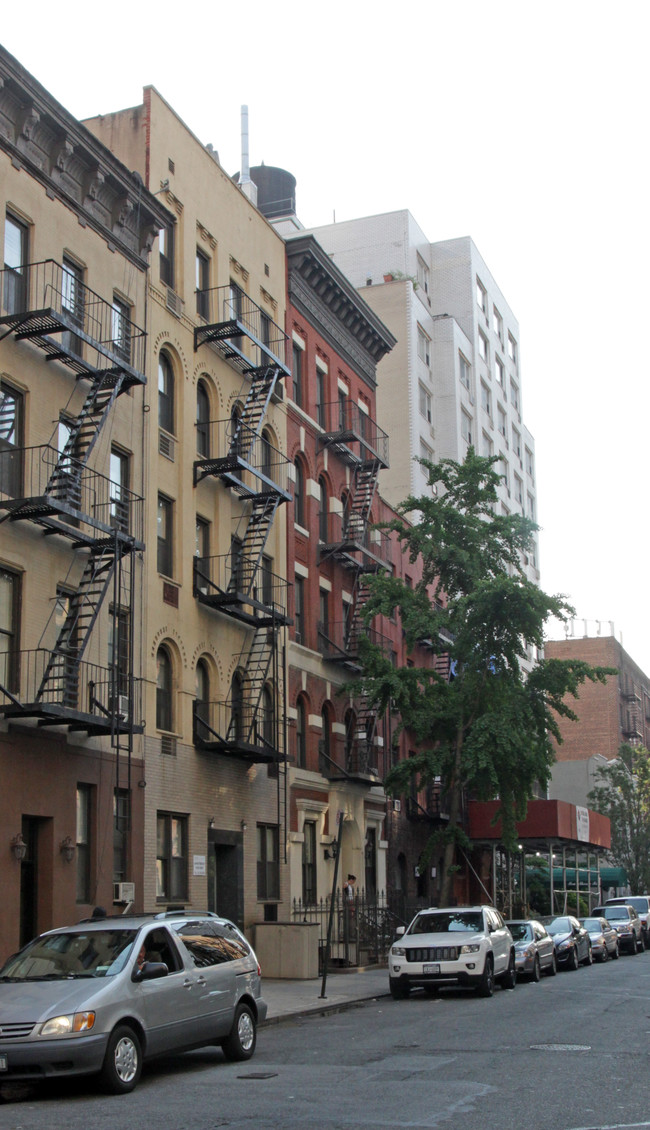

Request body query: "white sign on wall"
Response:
[576, 806, 590, 843]
[193, 855, 206, 876]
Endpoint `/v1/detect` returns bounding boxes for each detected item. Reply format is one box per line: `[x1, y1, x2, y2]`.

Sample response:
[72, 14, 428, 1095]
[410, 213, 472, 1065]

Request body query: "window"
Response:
[0, 567, 20, 694]
[512, 426, 521, 460]
[196, 379, 210, 457]
[260, 428, 273, 482]
[476, 277, 487, 315]
[296, 696, 307, 767]
[195, 658, 210, 738]
[61, 257, 84, 356]
[510, 379, 520, 413]
[3, 212, 28, 315]
[292, 342, 304, 407]
[508, 332, 518, 365]
[420, 439, 433, 464]
[525, 447, 535, 478]
[112, 295, 131, 362]
[492, 306, 503, 342]
[418, 383, 432, 423]
[158, 351, 175, 434]
[497, 404, 507, 438]
[195, 515, 210, 560]
[319, 589, 329, 636]
[461, 410, 473, 446]
[108, 606, 129, 698]
[229, 279, 243, 321]
[417, 325, 430, 367]
[109, 447, 130, 533]
[527, 492, 536, 520]
[416, 254, 430, 295]
[196, 248, 210, 319]
[481, 381, 491, 417]
[156, 645, 173, 731]
[257, 823, 279, 900]
[500, 455, 510, 493]
[156, 813, 188, 902]
[0, 380, 24, 496]
[76, 784, 92, 903]
[482, 431, 493, 457]
[320, 706, 332, 775]
[113, 788, 129, 885]
[495, 355, 505, 388]
[318, 477, 328, 542]
[260, 310, 271, 354]
[157, 494, 173, 576]
[294, 575, 304, 645]
[478, 330, 488, 363]
[159, 223, 175, 288]
[514, 473, 523, 504]
[293, 459, 306, 528]
[459, 352, 470, 389]
[302, 821, 317, 905]
[177, 920, 251, 966]
[315, 366, 326, 428]
[231, 671, 244, 742]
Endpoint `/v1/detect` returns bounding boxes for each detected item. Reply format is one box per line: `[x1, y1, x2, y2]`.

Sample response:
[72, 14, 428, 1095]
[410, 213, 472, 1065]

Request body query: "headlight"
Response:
[391, 946, 406, 957]
[557, 941, 570, 951]
[459, 944, 480, 954]
[40, 1012, 96, 1037]
[524, 945, 535, 959]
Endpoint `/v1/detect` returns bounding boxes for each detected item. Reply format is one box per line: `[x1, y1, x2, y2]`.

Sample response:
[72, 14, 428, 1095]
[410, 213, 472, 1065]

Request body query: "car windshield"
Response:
[582, 919, 603, 932]
[0, 929, 138, 980]
[508, 923, 533, 942]
[622, 898, 647, 913]
[409, 911, 482, 935]
[547, 917, 572, 935]
[603, 907, 628, 921]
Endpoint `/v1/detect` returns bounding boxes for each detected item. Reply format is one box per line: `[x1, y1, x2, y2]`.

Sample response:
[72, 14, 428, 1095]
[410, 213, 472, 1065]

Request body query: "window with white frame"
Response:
[417, 254, 430, 295]
[482, 430, 493, 457]
[512, 426, 521, 459]
[418, 383, 432, 423]
[417, 325, 430, 367]
[459, 352, 470, 389]
[500, 455, 510, 493]
[493, 306, 503, 342]
[495, 355, 505, 388]
[461, 410, 473, 445]
[420, 439, 433, 464]
[478, 330, 488, 363]
[525, 447, 534, 477]
[514, 473, 523, 504]
[497, 404, 507, 438]
[508, 332, 518, 365]
[527, 492, 536, 520]
[481, 381, 491, 417]
[476, 277, 487, 315]
[510, 379, 520, 412]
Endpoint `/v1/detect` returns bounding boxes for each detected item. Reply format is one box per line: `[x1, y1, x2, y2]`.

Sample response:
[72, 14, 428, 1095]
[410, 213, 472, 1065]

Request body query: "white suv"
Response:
[389, 905, 516, 999]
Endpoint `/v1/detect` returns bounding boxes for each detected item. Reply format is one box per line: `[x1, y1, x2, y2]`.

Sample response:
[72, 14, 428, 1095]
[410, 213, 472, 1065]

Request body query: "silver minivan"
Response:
[0, 912, 267, 1093]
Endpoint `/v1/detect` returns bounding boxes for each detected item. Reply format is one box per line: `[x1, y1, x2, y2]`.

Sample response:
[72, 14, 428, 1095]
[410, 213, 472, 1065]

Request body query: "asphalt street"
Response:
[2, 951, 650, 1129]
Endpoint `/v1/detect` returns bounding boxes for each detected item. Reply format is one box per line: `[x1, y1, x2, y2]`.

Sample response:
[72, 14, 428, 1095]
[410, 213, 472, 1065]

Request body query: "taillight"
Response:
[257, 963, 262, 976]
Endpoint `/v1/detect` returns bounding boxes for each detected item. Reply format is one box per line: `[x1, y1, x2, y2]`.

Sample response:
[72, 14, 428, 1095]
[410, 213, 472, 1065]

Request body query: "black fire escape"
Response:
[192, 284, 290, 763]
[0, 259, 145, 738]
[317, 399, 391, 782]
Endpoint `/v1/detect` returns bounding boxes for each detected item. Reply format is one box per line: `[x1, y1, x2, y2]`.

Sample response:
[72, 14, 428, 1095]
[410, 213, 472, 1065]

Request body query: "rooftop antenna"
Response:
[238, 105, 257, 205]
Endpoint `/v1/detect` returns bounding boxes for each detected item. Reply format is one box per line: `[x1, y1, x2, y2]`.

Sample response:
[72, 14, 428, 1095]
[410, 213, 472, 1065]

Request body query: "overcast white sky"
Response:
[3, 1, 648, 668]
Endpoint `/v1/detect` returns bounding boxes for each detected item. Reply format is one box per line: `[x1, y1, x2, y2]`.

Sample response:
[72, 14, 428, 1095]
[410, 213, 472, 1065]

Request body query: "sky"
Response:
[3, 1, 648, 667]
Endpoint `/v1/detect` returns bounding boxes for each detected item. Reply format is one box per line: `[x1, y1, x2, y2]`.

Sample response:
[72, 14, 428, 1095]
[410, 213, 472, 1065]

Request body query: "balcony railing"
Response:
[0, 444, 144, 544]
[194, 555, 290, 623]
[0, 648, 142, 734]
[0, 260, 146, 380]
[318, 510, 392, 567]
[194, 284, 289, 375]
[318, 400, 389, 467]
[193, 699, 279, 763]
[317, 621, 391, 665]
[194, 418, 291, 497]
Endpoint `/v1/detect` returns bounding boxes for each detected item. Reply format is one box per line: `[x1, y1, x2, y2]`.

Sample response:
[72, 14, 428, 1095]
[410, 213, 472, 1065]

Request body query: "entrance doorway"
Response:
[207, 829, 243, 927]
[20, 817, 43, 948]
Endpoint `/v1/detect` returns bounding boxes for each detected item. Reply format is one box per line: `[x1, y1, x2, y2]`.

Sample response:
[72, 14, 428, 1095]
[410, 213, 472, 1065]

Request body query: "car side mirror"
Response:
[132, 961, 168, 982]
[395, 926, 405, 937]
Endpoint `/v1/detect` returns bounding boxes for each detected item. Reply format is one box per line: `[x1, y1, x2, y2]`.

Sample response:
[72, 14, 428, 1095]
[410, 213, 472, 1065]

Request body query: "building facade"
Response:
[0, 46, 168, 957]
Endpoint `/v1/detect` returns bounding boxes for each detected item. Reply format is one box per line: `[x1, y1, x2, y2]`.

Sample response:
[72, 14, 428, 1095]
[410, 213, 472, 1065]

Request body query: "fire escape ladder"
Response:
[346, 459, 380, 544]
[232, 365, 279, 453]
[230, 494, 282, 599]
[45, 372, 127, 503]
[236, 623, 275, 745]
[36, 541, 117, 704]
[348, 693, 378, 774]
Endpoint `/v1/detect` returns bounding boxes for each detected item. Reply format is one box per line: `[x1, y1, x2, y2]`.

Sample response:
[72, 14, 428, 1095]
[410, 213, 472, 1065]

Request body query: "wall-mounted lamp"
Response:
[240, 820, 247, 833]
[59, 836, 76, 863]
[208, 817, 215, 829]
[323, 840, 338, 861]
[10, 833, 27, 862]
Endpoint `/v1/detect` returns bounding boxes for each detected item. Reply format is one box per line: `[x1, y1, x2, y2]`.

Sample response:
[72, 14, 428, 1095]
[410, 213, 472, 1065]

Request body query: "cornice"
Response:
[289, 271, 377, 388]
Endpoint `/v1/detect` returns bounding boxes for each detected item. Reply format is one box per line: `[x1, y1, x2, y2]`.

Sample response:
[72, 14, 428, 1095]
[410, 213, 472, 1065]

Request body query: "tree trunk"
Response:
[439, 728, 464, 906]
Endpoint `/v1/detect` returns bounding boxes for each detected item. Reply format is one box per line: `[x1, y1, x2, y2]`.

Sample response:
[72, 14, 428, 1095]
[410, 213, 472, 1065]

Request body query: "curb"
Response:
[260, 990, 391, 1028]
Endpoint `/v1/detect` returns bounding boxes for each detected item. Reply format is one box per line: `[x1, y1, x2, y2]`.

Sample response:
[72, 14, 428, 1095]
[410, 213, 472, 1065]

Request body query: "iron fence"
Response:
[292, 890, 407, 969]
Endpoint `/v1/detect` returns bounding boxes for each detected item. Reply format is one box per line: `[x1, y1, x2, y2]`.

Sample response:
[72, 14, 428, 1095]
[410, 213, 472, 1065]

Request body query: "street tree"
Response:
[588, 743, 650, 893]
[351, 449, 613, 905]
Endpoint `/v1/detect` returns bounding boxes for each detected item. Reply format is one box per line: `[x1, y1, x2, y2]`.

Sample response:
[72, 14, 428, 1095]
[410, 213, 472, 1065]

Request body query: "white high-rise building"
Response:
[304, 211, 540, 587]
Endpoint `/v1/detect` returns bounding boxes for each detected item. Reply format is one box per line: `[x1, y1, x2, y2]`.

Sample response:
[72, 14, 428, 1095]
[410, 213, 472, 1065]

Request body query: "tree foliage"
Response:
[350, 450, 613, 904]
[588, 744, 650, 893]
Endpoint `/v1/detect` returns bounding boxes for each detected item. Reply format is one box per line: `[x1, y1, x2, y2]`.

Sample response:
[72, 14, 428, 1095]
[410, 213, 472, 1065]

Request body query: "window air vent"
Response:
[161, 734, 177, 757]
[166, 287, 183, 317]
[159, 430, 175, 461]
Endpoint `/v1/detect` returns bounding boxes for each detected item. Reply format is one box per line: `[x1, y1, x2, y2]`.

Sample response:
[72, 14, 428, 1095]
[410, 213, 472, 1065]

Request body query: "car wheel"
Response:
[99, 1024, 142, 1095]
[499, 951, 517, 991]
[389, 977, 410, 1000]
[530, 954, 541, 983]
[568, 946, 579, 971]
[628, 938, 637, 955]
[546, 951, 557, 977]
[584, 944, 593, 966]
[612, 941, 620, 959]
[222, 1003, 257, 1061]
[476, 954, 494, 997]
[600, 943, 609, 962]
[637, 934, 645, 954]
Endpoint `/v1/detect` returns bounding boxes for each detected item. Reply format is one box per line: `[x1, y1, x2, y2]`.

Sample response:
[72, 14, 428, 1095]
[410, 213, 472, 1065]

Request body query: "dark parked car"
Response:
[545, 915, 592, 970]
[606, 896, 650, 948]
[580, 916, 620, 961]
[592, 904, 644, 955]
[506, 919, 557, 981]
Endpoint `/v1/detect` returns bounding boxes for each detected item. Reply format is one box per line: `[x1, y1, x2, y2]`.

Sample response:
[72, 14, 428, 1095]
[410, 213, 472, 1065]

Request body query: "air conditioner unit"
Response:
[113, 881, 135, 904]
[117, 695, 129, 718]
[393, 798, 402, 812]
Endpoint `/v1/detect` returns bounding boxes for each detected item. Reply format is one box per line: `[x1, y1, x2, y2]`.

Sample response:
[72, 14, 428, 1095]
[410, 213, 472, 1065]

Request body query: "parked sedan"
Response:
[506, 919, 557, 981]
[545, 915, 592, 970]
[580, 916, 620, 961]
[592, 904, 644, 955]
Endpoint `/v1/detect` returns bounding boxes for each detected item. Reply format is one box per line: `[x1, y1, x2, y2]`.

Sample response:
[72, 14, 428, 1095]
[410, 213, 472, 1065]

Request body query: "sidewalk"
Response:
[261, 965, 390, 1026]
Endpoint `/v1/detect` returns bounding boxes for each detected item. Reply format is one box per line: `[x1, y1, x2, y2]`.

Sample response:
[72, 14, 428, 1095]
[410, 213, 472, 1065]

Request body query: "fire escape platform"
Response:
[2, 701, 143, 736]
[195, 589, 290, 628]
[194, 735, 278, 764]
[0, 308, 145, 389]
[0, 495, 144, 549]
[194, 316, 290, 380]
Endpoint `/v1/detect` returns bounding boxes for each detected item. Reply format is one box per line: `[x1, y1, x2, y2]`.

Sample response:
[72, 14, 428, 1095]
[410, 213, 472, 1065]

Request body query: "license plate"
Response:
[423, 963, 440, 974]
[0, 1054, 7, 1072]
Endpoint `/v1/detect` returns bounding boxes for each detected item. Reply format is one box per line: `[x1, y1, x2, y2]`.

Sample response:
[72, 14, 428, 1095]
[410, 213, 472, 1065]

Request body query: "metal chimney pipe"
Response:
[240, 105, 251, 184]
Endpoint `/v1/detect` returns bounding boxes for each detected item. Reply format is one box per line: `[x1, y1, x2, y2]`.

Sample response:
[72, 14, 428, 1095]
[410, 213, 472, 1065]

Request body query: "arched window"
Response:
[158, 351, 175, 434]
[344, 707, 356, 772]
[318, 477, 328, 543]
[231, 671, 244, 743]
[320, 705, 332, 776]
[296, 696, 307, 768]
[196, 380, 210, 457]
[257, 684, 274, 751]
[261, 428, 273, 482]
[156, 645, 173, 732]
[294, 459, 305, 528]
[194, 659, 209, 740]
